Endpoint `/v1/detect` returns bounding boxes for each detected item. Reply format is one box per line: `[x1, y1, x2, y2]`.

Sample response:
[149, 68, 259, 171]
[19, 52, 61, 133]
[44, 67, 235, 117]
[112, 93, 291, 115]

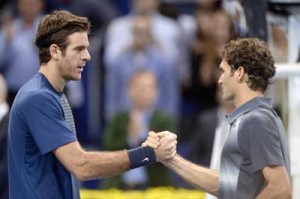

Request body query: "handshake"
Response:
[142, 131, 177, 164]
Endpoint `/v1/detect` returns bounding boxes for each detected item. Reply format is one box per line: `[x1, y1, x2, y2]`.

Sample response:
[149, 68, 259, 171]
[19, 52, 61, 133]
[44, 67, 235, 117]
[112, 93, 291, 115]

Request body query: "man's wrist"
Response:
[160, 153, 178, 167]
[128, 146, 156, 169]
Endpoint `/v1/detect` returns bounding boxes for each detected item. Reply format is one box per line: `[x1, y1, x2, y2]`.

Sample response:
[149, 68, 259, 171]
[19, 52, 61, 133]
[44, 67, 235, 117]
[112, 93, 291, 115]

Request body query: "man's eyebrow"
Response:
[73, 45, 87, 50]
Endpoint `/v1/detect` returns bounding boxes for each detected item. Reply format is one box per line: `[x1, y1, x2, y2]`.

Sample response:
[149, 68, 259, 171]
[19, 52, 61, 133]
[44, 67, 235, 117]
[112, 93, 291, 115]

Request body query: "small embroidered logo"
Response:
[141, 157, 149, 163]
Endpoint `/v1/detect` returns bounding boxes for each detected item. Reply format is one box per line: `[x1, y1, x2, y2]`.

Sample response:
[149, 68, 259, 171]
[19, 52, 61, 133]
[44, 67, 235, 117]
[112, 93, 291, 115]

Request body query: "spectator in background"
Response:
[190, 9, 236, 114]
[103, 70, 176, 189]
[105, 15, 179, 121]
[104, 0, 180, 67]
[222, 0, 247, 37]
[177, 0, 222, 72]
[104, 0, 182, 119]
[266, 11, 288, 63]
[0, 0, 43, 106]
[0, 74, 9, 199]
[44, 0, 118, 39]
[180, 8, 237, 142]
[264, 12, 288, 122]
[178, 0, 246, 91]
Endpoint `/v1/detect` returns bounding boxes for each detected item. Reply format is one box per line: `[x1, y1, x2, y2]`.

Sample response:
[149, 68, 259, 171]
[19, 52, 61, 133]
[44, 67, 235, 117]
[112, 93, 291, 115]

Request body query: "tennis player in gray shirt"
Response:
[144, 38, 292, 199]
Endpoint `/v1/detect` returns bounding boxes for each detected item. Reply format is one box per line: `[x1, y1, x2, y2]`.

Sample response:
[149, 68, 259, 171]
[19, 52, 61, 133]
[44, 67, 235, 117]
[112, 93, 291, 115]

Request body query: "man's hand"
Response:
[142, 131, 177, 163]
[142, 131, 160, 148]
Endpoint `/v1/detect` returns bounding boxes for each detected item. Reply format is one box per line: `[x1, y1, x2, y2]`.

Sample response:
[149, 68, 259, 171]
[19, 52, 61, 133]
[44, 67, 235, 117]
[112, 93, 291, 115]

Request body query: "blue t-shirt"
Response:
[8, 73, 79, 199]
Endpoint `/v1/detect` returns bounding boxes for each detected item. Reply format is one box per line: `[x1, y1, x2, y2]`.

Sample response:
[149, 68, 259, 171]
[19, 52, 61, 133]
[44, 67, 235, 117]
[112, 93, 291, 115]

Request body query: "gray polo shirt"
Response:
[219, 97, 290, 199]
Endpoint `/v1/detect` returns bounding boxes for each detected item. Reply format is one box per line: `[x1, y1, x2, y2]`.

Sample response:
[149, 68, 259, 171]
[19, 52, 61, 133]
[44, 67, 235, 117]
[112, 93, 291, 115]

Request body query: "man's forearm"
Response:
[256, 183, 292, 199]
[77, 150, 130, 181]
[164, 154, 219, 196]
[256, 166, 292, 199]
[78, 146, 157, 181]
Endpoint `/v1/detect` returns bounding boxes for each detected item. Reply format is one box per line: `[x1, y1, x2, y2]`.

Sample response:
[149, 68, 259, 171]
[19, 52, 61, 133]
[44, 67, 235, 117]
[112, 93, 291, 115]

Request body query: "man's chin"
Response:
[72, 75, 81, 81]
[65, 75, 81, 82]
[74, 76, 81, 81]
[223, 95, 233, 101]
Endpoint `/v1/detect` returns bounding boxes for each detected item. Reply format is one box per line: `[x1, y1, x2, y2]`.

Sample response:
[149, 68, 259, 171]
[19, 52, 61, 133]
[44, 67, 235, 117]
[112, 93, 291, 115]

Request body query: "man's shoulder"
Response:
[21, 74, 58, 98]
[14, 80, 59, 111]
[18, 88, 55, 104]
[242, 106, 275, 124]
[237, 106, 277, 137]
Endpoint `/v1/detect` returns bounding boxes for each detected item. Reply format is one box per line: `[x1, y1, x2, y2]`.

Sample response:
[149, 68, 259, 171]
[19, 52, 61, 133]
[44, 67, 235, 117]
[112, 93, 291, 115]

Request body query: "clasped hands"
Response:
[142, 131, 177, 164]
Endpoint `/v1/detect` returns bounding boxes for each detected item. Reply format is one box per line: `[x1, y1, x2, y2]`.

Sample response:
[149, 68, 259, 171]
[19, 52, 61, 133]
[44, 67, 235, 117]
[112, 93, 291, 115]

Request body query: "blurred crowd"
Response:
[0, 0, 294, 193]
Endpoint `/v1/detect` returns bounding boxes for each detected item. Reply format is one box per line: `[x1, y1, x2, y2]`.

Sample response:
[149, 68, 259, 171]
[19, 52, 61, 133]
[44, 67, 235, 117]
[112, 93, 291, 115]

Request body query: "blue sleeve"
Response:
[239, 110, 285, 173]
[22, 92, 77, 155]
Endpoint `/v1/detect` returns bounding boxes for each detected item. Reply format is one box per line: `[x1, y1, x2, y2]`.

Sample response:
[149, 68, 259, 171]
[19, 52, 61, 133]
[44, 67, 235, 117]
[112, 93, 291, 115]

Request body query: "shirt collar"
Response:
[226, 97, 273, 124]
[37, 72, 64, 96]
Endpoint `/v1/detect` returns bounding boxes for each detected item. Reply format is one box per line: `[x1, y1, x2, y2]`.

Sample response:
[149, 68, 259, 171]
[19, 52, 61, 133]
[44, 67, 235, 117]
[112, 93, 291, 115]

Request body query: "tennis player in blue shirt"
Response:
[8, 10, 177, 199]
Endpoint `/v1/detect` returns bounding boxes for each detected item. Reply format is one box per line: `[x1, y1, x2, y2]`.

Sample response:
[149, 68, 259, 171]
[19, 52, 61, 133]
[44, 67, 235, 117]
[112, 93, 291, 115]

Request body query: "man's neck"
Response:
[234, 87, 264, 108]
[39, 63, 66, 93]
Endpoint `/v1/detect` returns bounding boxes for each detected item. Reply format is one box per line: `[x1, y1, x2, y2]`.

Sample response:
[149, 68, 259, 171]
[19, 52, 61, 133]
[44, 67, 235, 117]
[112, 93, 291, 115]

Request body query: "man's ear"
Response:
[236, 66, 246, 81]
[49, 44, 60, 60]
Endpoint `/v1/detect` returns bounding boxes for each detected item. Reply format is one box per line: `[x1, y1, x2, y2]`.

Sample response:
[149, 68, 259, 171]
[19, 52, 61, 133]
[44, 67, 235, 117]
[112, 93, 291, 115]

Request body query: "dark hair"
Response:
[35, 10, 90, 64]
[222, 38, 276, 92]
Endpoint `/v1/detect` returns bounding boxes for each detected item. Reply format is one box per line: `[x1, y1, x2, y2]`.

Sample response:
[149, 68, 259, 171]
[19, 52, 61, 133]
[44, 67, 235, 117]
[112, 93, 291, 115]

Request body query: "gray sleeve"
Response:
[239, 110, 285, 172]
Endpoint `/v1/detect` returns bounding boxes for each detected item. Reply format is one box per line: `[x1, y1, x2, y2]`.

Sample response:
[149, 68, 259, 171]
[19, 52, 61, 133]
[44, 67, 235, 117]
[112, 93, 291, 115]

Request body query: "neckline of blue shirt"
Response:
[36, 72, 64, 97]
[226, 97, 273, 125]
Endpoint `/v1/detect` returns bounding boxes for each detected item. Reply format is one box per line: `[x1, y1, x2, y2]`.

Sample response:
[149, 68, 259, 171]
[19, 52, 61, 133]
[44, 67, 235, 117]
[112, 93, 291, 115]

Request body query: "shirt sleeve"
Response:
[239, 109, 285, 173]
[22, 91, 77, 155]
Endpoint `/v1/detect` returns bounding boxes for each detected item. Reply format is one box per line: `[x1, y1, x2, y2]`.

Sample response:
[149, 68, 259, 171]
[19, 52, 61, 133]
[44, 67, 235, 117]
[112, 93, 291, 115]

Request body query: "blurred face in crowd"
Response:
[196, 11, 214, 35]
[53, 32, 91, 81]
[128, 71, 158, 110]
[132, 16, 153, 51]
[213, 11, 232, 48]
[18, 0, 43, 23]
[132, 0, 160, 15]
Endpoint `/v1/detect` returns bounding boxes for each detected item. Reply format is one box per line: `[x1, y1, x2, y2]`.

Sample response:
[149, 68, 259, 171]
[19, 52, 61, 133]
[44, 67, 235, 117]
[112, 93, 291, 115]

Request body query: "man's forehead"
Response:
[67, 32, 89, 45]
[219, 59, 227, 68]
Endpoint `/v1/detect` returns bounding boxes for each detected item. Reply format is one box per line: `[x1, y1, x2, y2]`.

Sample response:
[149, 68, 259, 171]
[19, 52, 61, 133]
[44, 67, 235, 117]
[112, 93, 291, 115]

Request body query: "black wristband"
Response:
[128, 146, 156, 169]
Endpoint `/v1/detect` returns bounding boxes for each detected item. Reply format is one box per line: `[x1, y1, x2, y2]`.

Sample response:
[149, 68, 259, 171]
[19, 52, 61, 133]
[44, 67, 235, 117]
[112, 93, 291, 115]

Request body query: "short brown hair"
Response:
[35, 10, 90, 64]
[222, 38, 275, 92]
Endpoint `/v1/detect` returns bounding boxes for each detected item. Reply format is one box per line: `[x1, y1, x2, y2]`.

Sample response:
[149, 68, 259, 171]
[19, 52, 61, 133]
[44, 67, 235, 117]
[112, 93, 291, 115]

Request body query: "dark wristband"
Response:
[128, 146, 156, 169]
